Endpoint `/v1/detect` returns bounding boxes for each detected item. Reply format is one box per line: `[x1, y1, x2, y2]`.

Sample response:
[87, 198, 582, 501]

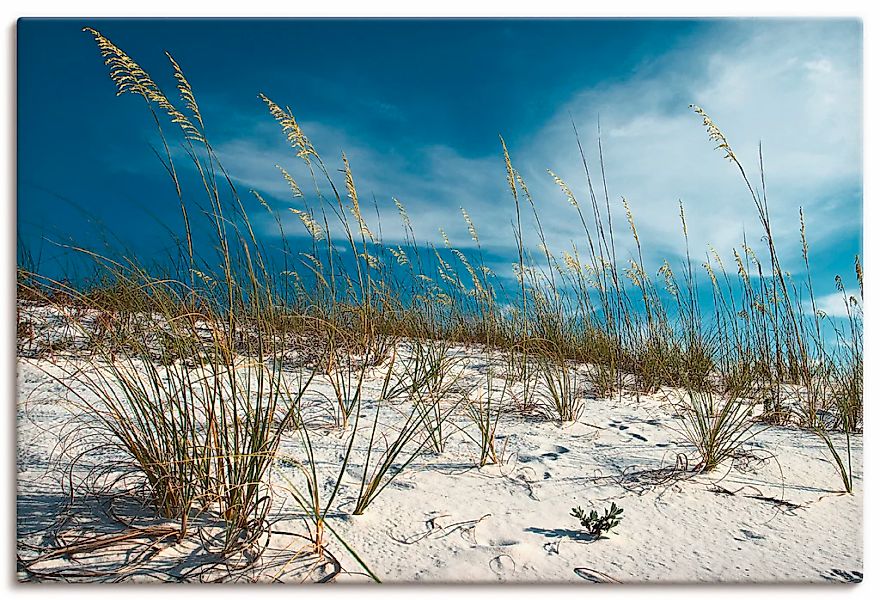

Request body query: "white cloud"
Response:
[811, 291, 861, 319]
[214, 20, 861, 286]
[213, 120, 510, 249]
[521, 20, 861, 273]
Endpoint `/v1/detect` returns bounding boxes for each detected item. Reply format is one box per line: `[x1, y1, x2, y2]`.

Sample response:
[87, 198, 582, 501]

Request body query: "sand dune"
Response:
[16, 339, 862, 583]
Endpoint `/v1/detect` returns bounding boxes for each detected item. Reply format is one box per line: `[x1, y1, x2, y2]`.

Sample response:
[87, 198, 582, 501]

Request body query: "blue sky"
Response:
[17, 18, 862, 315]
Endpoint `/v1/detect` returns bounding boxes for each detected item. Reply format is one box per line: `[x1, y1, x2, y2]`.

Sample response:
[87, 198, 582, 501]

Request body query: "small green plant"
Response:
[571, 502, 624, 537]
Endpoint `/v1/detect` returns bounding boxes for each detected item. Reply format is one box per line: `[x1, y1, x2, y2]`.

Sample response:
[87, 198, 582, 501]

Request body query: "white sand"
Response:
[16, 337, 862, 583]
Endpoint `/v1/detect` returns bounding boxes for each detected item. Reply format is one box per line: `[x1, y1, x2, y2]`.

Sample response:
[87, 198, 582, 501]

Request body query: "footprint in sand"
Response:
[612, 423, 649, 442]
[487, 538, 519, 547]
[738, 528, 766, 541]
[390, 480, 416, 490]
[472, 516, 521, 549]
[540, 445, 570, 461]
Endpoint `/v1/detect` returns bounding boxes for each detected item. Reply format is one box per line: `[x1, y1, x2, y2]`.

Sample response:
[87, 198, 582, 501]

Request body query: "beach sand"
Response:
[16, 335, 862, 583]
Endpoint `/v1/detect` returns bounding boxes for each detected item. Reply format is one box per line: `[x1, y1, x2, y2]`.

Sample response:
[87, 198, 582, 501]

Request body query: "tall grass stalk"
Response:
[464, 359, 509, 467]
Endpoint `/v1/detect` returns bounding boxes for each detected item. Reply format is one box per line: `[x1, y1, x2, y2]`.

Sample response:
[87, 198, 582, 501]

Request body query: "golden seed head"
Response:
[548, 170, 578, 207]
[260, 93, 316, 164]
[290, 208, 324, 240]
[84, 28, 204, 143]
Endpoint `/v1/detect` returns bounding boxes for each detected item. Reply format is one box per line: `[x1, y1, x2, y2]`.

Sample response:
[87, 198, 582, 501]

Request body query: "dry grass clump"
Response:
[529, 340, 589, 422]
[675, 388, 761, 473]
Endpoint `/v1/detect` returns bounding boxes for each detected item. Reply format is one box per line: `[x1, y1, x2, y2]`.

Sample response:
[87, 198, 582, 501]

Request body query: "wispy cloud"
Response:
[214, 120, 509, 248]
[523, 20, 861, 269]
[215, 20, 861, 286]
[811, 291, 862, 319]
